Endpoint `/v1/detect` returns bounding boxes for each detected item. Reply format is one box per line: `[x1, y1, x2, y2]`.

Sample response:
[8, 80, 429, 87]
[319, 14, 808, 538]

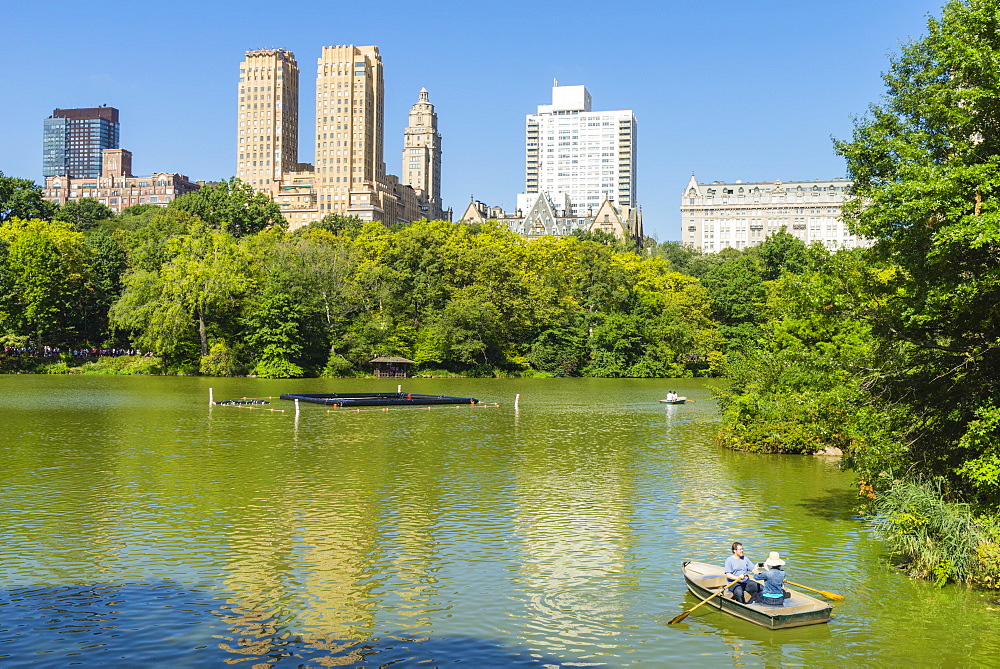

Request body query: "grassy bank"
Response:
[1, 356, 165, 375]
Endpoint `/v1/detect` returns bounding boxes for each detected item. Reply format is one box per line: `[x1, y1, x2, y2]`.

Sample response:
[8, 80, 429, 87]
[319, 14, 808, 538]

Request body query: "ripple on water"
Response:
[4, 377, 997, 667]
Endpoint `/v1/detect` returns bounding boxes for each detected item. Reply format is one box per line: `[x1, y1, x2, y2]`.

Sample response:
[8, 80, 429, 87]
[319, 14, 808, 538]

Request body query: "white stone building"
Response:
[680, 175, 869, 252]
[522, 83, 637, 217]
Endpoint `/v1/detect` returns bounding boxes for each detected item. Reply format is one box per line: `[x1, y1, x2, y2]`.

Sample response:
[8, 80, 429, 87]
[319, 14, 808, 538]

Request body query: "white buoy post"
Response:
[209, 388, 214, 405]
[295, 398, 300, 415]
[398, 384, 402, 393]
[514, 394, 520, 409]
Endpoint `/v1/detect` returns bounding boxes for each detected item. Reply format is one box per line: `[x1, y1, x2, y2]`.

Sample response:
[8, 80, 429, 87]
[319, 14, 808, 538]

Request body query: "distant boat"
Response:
[659, 396, 687, 404]
[680, 561, 832, 629]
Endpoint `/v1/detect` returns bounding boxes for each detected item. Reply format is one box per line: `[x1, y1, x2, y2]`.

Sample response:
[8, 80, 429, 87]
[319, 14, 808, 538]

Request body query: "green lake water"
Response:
[0, 375, 997, 666]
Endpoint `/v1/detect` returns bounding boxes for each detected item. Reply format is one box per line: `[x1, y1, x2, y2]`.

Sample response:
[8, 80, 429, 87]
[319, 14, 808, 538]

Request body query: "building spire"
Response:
[419, 87, 428, 102]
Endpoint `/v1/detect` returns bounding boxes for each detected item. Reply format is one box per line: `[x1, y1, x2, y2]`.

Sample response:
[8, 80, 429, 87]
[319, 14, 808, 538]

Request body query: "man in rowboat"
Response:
[723, 542, 760, 604]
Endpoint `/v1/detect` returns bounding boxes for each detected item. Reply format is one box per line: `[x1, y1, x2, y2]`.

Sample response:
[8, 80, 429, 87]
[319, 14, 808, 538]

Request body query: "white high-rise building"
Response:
[520, 82, 637, 217]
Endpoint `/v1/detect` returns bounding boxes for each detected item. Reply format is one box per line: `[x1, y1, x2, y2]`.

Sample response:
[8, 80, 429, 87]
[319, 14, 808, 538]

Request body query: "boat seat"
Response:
[694, 576, 727, 589]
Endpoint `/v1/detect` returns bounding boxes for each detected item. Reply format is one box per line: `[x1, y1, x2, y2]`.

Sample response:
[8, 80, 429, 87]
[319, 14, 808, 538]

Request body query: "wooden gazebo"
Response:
[370, 356, 416, 378]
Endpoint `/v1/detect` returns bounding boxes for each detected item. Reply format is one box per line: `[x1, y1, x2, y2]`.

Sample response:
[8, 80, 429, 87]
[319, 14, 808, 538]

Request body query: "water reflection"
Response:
[1, 376, 997, 666]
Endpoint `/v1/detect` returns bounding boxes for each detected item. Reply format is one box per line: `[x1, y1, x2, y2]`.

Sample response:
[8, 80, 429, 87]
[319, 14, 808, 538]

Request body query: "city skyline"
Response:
[2, 0, 945, 240]
[236, 45, 435, 227]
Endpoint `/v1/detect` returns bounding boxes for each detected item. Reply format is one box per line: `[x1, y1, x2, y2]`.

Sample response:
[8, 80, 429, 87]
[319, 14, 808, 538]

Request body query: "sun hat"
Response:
[764, 551, 786, 567]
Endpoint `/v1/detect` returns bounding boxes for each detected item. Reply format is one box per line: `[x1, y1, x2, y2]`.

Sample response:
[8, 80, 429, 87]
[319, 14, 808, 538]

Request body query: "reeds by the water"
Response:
[868, 478, 1000, 586]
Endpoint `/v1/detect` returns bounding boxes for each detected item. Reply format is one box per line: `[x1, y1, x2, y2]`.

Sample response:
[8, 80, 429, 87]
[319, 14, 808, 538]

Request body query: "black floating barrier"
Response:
[280, 392, 479, 407]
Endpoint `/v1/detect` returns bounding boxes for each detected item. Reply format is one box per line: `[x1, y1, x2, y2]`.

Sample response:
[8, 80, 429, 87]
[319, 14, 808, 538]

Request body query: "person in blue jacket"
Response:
[751, 552, 788, 606]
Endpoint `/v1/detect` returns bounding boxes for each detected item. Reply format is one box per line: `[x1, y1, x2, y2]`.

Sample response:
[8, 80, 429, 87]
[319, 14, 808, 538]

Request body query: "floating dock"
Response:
[279, 392, 479, 407]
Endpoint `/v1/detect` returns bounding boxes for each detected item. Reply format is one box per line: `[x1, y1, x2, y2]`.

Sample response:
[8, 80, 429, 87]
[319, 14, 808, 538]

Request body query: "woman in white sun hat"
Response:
[750, 552, 789, 606]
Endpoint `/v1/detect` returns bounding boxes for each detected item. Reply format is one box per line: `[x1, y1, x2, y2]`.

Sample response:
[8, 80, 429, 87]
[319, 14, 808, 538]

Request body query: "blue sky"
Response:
[1, 0, 945, 240]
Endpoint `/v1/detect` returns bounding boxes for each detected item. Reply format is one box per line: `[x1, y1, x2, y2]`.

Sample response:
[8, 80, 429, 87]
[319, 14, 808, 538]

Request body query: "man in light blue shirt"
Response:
[723, 542, 760, 604]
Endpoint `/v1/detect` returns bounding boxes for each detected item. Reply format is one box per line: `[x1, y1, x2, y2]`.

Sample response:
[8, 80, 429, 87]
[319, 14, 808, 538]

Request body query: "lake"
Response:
[0, 375, 996, 666]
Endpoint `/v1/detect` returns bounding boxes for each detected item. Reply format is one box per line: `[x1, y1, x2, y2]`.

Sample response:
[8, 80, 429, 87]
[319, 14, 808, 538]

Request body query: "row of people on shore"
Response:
[724, 542, 788, 606]
[2, 346, 152, 358]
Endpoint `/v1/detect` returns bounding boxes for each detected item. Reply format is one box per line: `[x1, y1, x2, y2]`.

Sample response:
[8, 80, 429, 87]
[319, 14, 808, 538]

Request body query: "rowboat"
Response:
[660, 397, 687, 404]
[680, 561, 832, 629]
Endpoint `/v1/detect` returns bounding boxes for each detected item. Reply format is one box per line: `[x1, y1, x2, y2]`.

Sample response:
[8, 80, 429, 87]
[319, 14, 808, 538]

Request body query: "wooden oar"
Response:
[785, 580, 845, 601]
[668, 577, 740, 624]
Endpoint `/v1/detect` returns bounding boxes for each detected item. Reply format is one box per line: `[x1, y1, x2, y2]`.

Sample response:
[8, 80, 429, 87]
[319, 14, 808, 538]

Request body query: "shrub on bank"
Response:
[77, 355, 163, 375]
[716, 374, 858, 454]
[867, 478, 1000, 587]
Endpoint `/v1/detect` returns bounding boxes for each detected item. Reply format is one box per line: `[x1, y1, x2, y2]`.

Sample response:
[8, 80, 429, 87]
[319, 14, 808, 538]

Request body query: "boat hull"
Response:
[680, 561, 832, 629]
[659, 399, 687, 404]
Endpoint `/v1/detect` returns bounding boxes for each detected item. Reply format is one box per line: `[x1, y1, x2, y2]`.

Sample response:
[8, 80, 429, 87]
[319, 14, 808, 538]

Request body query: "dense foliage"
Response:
[0, 183, 727, 378]
[713, 0, 1000, 584]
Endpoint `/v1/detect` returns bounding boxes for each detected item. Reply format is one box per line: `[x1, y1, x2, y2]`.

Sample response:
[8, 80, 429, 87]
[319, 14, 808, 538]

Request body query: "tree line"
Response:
[2, 174, 787, 379]
[7, 0, 995, 586]
[711, 0, 1000, 586]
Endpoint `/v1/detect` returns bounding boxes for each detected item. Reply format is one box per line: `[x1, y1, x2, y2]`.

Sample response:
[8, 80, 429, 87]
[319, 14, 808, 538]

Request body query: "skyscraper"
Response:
[312, 45, 386, 217]
[236, 49, 300, 188]
[521, 83, 637, 217]
[236, 45, 437, 227]
[42, 106, 120, 179]
[402, 88, 443, 220]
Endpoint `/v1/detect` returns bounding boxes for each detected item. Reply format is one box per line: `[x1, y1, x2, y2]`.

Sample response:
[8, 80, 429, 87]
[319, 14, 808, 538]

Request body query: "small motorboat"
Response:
[679, 561, 832, 629]
[659, 396, 687, 404]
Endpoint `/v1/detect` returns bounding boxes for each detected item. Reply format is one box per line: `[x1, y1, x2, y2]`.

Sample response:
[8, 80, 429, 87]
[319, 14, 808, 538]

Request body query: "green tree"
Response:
[526, 326, 586, 376]
[700, 251, 766, 353]
[79, 230, 128, 344]
[307, 213, 364, 236]
[170, 177, 285, 237]
[834, 0, 1000, 504]
[751, 228, 813, 281]
[0, 172, 57, 223]
[650, 240, 730, 279]
[57, 197, 115, 231]
[120, 209, 202, 272]
[111, 224, 250, 366]
[0, 219, 90, 347]
[715, 248, 876, 454]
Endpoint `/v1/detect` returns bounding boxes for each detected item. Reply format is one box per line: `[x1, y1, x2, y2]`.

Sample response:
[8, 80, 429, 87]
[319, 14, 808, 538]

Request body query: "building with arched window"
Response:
[680, 174, 870, 252]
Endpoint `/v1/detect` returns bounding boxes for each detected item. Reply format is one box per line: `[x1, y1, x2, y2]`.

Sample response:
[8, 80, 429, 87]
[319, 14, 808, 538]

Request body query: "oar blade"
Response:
[787, 580, 845, 601]
[667, 610, 690, 625]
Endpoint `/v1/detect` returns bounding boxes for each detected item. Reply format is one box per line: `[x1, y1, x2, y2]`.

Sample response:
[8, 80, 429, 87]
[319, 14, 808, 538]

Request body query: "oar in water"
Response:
[785, 580, 845, 601]
[668, 577, 740, 625]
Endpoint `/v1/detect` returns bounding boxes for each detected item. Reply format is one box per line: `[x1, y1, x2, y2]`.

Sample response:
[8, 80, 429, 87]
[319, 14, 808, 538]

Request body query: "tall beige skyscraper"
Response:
[236, 49, 299, 188]
[402, 88, 443, 220]
[313, 45, 386, 217]
[234, 45, 435, 227]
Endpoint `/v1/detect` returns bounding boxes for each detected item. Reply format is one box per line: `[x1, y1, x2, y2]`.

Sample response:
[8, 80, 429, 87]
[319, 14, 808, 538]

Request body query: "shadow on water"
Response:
[794, 487, 860, 521]
[0, 582, 568, 667]
[657, 591, 834, 667]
